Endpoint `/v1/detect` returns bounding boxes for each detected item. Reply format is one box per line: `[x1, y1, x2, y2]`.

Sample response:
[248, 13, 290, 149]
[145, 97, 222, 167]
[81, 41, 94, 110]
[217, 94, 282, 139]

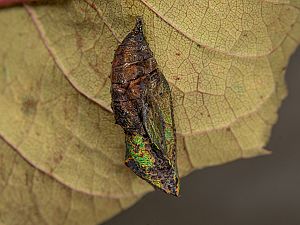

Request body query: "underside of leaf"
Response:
[0, 0, 300, 224]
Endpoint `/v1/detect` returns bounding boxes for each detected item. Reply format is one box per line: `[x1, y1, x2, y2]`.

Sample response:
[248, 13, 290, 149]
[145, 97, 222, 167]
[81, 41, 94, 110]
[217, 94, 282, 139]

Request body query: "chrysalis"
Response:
[111, 17, 179, 196]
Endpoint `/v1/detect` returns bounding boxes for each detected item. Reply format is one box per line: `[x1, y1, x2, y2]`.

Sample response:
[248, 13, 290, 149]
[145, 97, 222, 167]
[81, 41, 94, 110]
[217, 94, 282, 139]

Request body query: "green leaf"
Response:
[0, 1, 300, 224]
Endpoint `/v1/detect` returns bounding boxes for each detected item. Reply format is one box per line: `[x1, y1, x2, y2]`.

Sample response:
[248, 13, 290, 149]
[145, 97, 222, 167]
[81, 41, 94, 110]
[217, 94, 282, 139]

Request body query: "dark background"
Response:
[103, 48, 300, 225]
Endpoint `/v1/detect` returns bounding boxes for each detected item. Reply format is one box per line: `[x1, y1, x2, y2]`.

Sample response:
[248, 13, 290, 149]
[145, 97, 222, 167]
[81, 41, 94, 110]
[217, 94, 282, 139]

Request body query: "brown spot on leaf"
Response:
[21, 96, 38, 116]
[175, 52, 180, 56]
[172, 76, 180, 81]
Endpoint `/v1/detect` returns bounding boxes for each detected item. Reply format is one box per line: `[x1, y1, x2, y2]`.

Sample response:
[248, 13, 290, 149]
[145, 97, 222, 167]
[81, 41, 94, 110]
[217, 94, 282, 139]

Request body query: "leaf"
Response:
[0, 138, 141, 225]
[0, 0, 300, 224]
[0, 6, 152, 197]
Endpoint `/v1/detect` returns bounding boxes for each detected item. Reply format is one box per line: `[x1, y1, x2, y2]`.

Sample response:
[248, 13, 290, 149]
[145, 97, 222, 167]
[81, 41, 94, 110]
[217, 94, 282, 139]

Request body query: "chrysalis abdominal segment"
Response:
[111, 17, 179, 196]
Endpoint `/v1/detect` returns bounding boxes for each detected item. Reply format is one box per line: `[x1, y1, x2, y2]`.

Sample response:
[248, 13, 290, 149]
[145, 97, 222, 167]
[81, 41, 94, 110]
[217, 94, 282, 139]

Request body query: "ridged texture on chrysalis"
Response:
[111, 18, 179, 196]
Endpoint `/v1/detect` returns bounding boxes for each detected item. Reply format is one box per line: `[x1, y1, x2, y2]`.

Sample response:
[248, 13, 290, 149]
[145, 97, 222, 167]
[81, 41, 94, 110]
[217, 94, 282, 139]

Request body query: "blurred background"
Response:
[103, 48, 300, 225]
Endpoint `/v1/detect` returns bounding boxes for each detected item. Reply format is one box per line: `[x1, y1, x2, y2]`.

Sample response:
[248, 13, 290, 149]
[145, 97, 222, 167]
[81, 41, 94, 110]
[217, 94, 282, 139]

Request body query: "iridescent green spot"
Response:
[127, 134, 154, 168]
[132, 135, 145, 147]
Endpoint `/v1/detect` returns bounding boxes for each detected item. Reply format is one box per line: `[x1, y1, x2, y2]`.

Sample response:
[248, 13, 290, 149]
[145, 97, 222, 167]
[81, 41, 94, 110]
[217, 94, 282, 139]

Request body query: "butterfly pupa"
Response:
[111, 17, 179, 196]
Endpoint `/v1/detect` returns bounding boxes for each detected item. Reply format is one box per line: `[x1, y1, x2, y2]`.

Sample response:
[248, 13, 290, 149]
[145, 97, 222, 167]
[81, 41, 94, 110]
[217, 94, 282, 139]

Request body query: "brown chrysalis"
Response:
[111, 17, 179, 196]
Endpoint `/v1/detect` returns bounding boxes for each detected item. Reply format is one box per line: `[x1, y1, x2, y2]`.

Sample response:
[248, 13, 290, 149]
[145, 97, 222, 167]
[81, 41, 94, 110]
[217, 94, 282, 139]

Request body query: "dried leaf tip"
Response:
[134, 17, 143, 34]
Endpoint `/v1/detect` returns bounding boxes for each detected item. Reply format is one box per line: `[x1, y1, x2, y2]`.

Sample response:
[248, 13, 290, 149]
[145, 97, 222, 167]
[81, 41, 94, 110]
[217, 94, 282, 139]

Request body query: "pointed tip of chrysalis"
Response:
[161, 185, 180, 197]
[142, 165, 180, 197]
[134, 16, 143, 33]
[157, 174, 180, 197]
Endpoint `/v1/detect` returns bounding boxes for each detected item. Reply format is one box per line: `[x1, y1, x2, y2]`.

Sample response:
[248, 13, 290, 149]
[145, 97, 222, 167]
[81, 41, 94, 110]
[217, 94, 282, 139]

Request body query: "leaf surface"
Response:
[0, 138, 140, 225]
[0, 1, 300, 224]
